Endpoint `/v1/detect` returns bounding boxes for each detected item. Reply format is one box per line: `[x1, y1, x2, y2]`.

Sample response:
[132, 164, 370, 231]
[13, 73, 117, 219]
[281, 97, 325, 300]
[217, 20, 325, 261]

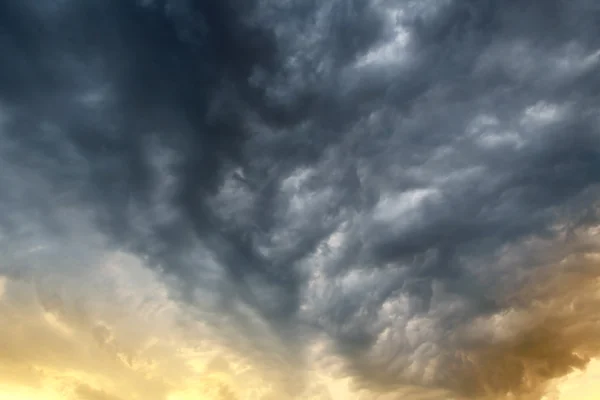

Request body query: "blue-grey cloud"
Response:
[1, 0, 600, 398]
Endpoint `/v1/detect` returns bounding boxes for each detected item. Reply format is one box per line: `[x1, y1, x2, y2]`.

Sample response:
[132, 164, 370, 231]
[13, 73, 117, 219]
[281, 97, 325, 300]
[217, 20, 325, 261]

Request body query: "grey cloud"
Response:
[2, 0, 600, 398]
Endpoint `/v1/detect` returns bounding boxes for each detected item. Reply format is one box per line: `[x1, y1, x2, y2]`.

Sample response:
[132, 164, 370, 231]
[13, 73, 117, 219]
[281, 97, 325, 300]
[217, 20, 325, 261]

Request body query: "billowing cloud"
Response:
[1, 0, 599, 399]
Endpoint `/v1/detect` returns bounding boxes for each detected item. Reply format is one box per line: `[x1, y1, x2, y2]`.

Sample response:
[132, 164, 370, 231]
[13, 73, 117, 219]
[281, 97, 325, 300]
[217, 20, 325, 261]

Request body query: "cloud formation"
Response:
[1, 0, 600, 399]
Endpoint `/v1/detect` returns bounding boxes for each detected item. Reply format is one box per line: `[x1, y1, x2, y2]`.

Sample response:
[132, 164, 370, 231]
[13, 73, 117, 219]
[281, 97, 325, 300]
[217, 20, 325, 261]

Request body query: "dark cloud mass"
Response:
[1, 0, 600, 398]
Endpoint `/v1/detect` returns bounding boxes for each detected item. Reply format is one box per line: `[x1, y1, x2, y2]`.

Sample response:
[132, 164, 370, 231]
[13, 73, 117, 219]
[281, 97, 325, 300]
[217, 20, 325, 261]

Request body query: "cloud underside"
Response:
[1, 0, 600, 399]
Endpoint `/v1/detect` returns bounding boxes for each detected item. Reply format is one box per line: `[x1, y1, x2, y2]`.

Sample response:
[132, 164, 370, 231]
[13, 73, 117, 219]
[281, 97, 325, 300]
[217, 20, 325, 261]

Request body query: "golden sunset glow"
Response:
[0, 246, 598, 400]
[551, 359, 600, 400]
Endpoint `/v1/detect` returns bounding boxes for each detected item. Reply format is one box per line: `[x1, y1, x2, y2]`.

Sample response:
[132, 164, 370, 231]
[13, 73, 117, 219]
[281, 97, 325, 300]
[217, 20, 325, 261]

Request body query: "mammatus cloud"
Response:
[1, 0, 599, 399]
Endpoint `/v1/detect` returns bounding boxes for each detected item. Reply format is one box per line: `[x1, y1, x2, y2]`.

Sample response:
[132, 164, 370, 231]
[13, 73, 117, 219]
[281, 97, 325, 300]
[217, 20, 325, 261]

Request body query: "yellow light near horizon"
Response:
[553, 359, 600, 400]
[0, 385, 62, 400]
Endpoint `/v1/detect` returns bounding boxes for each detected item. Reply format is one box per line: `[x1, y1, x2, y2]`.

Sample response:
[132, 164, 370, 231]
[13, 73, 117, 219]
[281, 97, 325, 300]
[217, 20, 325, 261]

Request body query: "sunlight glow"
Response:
[554, 359, 600, 400]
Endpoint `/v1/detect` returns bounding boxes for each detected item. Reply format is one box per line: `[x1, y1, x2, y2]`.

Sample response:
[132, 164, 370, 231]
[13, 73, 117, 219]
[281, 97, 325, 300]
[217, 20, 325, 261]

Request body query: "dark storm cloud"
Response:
[1, 0, 600, 398]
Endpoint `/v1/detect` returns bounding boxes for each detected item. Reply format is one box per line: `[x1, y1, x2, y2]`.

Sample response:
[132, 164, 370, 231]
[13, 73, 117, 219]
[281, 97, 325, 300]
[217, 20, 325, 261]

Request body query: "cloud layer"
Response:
[1, 0, 600, 399]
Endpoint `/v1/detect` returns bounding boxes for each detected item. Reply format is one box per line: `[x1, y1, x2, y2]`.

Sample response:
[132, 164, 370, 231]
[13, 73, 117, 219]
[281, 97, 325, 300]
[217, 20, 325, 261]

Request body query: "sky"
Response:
[0, 0, 599, 399]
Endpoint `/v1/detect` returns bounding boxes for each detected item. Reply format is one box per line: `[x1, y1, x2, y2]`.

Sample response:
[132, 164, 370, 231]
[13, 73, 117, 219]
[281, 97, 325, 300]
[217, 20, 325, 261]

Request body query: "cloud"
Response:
[75, 385, 124, 400]
[1, 0, 600, 399]
[444, 251, 600, 399]
[0, 249, 328, 399]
